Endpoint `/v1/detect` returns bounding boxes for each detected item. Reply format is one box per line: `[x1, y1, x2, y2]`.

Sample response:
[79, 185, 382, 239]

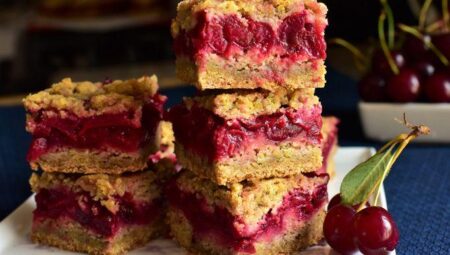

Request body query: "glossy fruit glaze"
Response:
[166, 173, 328, 253]
[168, 103, 322, 162]
[33, 188, 162, 237]
[174, 11, 326, 62]
[26, 94, 166, 161]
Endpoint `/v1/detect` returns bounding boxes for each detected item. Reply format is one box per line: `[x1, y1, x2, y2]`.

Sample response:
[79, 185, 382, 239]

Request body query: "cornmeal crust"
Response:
[30, 170, 161, 213]
[32, 218, 164, 255]
[173, 170, 328, 226]
[176, 55, 326, 92]
[30, 145, 155, 174]
[176, 141, 322, 186]
[23, 76, 160, 117]
[189, 88, 317, 119]
[167, 208, 325, 255]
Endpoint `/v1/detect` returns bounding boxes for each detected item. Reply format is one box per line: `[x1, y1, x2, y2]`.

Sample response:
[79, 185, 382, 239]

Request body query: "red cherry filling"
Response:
[34, 188, 161, 237]
[168, 103, 322, 162]
[26, 95, 165, 161]
[174, 11, 326, 61]
[165, 174, 328, 253]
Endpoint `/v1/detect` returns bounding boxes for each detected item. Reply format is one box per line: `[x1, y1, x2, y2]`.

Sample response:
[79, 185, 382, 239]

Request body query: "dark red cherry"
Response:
[223, 15, 252, 49]
[324, 205, 359, 255]
[248, 20, 275, 53]
[424, 73, 450, 102]
[328, 194, 370, 211]
[353, 207, 399, 255]
[403, 34, 432, 61]
[411, 60, 436, 80]
[386, 69, 421, 102]
[433, 33, 450, 60]
[372, 50, 406, 77]
[358, 73, 388, 102]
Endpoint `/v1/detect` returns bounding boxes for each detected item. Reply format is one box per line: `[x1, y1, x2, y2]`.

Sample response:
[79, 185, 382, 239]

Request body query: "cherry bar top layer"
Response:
[174, 11, 326, 65]
[24, 76, 166, 162]
[166, 172, 329, 254]
[26, 96, 165, 161]
[172, 0, 327, 63]
[168, 101, 322, 162]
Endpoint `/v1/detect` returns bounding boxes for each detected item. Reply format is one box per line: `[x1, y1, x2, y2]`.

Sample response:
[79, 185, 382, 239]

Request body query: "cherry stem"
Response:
[360, 114, 430, 211]
[329, 38, 369, 73]
[380, 0, 395, 48]
[398, 23, 449, 66]
[419, 0, 433, 30]
[443, 0, 449, 30]
[379, 12, 400, 74]
[426, 20, 445, 32]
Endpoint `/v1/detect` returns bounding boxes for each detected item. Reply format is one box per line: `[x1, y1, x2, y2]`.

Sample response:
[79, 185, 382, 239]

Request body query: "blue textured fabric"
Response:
[0, 69, 449, 254]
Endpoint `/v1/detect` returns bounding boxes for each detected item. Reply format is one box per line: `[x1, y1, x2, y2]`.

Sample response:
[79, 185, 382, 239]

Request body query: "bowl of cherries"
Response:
[338, 0, 450, 142]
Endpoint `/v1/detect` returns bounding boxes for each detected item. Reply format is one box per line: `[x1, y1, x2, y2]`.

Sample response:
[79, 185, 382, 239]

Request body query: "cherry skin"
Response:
[358, 73, 388, 102]
[323, 204, 359, 255]
[328, 193, 370, 211]
[433, 33, 450, 60]
[372, 50, 406, 77]
[424, 73, 450, 102]
[411, 60, 435, 80]
[403, 34, 432, 61]
[386, 69, 421, 102]
[353, 207, 399, 255]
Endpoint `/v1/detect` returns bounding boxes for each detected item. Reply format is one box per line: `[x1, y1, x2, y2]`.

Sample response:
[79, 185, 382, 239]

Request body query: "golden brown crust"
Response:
[175, 141, 322, 186]
[174, 170, 327, 226]
[167, 207, 325, 255]
[30, 146, 154, 174]
[176, 56, 326, 92]
[173, 0, 327, 33]
[31, 218, 165, 255]
[23, 76, 159, 117]
[189, 89, 318, 119]
[30, 171, 160, 213]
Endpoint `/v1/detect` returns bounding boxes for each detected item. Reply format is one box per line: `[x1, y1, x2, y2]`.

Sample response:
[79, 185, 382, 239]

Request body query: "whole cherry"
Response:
[358, 73, 388, 102]
[386, 69, 421, 102]
[323, 204, 359, 255]
[424, 73, 450, 102]
[372, 50, 406, 77]
[353, 207, 399, 255]
[328, 193, 370, 211]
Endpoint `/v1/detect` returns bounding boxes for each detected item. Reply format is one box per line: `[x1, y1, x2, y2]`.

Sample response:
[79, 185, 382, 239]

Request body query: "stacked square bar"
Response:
[167, 0, 334, 254]
[24, 76, 171, 255]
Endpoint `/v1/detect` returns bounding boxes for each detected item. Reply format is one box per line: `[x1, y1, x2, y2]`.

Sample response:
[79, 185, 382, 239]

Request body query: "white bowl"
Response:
[359, 102, 450, 143]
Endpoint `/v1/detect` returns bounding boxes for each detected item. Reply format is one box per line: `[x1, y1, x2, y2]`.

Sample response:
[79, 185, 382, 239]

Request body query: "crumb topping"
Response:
[173, 0, 327, 34]
[23, 76, 160, 117]
[175, 171, 327, 225]
[188, 89, 319, 119]
[30, 171, 160, 214]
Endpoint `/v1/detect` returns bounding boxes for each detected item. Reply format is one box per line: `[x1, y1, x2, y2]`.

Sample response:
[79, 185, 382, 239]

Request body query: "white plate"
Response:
[0, 147, 395, 255]
[359, 101, 450, 143]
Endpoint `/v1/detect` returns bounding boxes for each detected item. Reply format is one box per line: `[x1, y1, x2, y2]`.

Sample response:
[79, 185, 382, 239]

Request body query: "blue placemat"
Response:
[1, 68, 449, 254]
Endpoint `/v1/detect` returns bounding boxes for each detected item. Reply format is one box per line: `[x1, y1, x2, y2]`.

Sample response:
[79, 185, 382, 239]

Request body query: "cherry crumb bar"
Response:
[168, 89, 323, 185]
[23, 76, 166, 174]
[30, 170, 166, 255]
[172, 0, 328, 91]
[166, 170, 329, 255]
[319, 116, 339, 177]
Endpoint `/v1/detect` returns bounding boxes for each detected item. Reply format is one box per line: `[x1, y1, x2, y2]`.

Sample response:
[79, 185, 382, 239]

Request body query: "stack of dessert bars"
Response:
[24, 76, 174, 255]
[166, 0, 337, 254]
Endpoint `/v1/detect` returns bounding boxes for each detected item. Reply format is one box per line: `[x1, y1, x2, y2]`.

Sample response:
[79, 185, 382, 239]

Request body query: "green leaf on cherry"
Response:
[340, 150, 394, 206]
